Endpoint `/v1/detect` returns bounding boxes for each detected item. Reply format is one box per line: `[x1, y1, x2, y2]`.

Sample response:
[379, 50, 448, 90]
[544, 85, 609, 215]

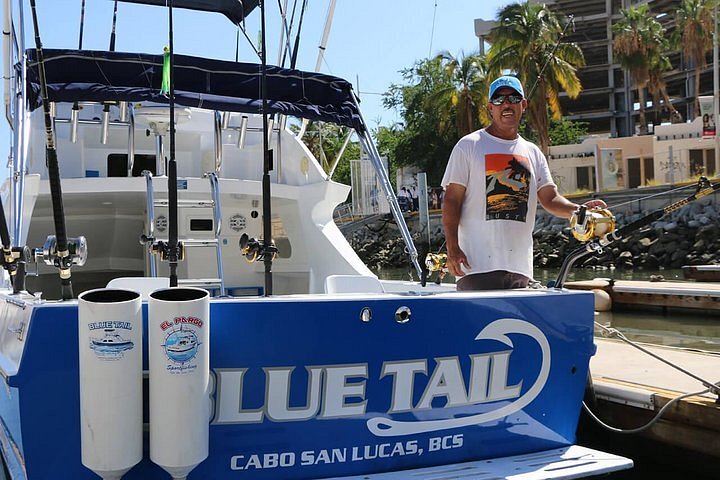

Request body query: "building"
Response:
[547, 117, 716, 194]
[475, 0, 711, 138]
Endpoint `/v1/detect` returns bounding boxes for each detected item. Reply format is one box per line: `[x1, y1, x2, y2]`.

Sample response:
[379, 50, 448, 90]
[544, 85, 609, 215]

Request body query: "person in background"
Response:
[441, 75, 606, 290]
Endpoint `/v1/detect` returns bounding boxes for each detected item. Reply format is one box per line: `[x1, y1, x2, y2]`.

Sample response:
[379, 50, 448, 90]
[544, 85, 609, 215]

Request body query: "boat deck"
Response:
[589, 338, 720, 458]
[566, 279, 720, 312]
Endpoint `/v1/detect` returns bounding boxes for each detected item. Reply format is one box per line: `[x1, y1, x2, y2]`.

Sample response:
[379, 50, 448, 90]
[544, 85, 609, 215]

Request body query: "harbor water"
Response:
[377, 267, 720, 352]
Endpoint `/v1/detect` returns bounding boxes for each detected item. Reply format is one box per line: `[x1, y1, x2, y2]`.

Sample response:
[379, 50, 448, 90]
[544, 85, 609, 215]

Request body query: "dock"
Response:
[585, 338, 720, 463]
[565, 278, 720, 312]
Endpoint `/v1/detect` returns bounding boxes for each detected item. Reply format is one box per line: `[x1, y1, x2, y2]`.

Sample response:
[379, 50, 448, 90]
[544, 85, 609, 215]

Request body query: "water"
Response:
[377, 267, 720, 352]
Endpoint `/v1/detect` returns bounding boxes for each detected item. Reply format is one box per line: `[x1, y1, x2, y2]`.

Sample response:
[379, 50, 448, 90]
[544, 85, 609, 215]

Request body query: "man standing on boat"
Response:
[441, 75, 605, 290]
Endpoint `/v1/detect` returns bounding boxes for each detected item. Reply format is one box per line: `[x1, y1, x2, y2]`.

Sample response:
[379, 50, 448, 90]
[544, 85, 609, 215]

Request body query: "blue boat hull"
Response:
[0, 290, 595, 479]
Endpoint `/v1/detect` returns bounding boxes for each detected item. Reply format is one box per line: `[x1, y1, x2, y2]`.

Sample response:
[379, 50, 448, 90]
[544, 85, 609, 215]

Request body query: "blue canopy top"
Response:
[116, 0, 259, 25]
[25, 49, 365, 133]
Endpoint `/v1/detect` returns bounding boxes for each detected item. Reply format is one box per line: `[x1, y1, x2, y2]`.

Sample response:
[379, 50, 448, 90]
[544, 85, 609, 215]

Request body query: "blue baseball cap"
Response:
[488, 75, 525, 99]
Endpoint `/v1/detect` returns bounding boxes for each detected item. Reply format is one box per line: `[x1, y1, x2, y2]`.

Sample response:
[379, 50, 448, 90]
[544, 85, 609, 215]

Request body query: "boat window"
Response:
[107, 153, 157, 177]
[272, 217, 291, 258]
[190, 219, 213, 231]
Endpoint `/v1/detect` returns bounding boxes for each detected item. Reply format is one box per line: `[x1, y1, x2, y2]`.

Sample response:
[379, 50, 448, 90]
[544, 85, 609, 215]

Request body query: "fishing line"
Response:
[605, 183, 699, 211]
[526, 14, 575, 101]
[428, 0, 437, 58]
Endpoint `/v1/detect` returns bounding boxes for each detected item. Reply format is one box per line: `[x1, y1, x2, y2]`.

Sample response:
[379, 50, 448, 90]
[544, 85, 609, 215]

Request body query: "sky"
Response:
[1, 0, 514, 162]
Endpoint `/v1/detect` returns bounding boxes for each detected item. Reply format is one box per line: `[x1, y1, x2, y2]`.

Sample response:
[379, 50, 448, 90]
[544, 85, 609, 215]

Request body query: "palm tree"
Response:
[676, 0, 714, 119]
[647, 56, 683, 124]
[487, 2, 584, 153]
[612, 4, 670, 135]
[432, 51, 489, 137]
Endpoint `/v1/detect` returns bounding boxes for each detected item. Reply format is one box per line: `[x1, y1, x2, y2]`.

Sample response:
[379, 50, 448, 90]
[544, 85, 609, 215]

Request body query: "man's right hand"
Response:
[446, 247, 470, 277]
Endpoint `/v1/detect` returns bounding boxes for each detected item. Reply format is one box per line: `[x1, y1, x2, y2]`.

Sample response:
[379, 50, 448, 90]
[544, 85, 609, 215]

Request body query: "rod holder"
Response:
[119, 101, 128, 122]
[70, 105, 79, 144]
[78, 288, 143, 480]
[100, 105, 110, 145]
[266, 115, 274, 144]
[221, 111, 231, 129]
[149, 287, 210, 480]
[236, 116, 248, 149]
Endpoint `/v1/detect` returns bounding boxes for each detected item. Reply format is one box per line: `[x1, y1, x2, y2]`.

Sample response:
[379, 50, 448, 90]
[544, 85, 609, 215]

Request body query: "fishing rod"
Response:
[109, 0, 118, 51]
[260, 0, 275, 296]
[554, 176, 720, 289]
[0, 197, 29, 293]
[29, 0, 77, 300]
[167, 0, 180, 287]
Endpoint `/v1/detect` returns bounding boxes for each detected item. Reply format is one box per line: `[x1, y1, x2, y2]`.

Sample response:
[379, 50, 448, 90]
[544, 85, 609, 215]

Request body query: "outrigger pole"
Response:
[166, 0, 180, 287]
[29, 0, 74, 300]
[554, 177, 720, 288]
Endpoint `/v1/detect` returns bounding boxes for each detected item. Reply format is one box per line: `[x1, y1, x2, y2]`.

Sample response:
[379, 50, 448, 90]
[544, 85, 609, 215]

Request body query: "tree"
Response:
[612, 4, 670, 135]
[299, 121, 359, 186]
[647, 55, 683, 124]
[488, 2, 584, 154]
[432, 51, 490, 137]
[676, 0, 714, 119]
[382, 57, 461, 184]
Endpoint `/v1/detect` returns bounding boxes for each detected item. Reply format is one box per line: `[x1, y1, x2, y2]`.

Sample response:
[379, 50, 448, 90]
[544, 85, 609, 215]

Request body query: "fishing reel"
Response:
[570, 205, 616, 242]
[139, 234, 186, 262]
[239, 233, 277, 263]
[34, 235, 88, 273]
[422, 252, 448, 286]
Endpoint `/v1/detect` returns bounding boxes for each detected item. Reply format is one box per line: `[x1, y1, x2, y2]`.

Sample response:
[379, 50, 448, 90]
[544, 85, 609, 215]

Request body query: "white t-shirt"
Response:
[441, 129, 555, 278]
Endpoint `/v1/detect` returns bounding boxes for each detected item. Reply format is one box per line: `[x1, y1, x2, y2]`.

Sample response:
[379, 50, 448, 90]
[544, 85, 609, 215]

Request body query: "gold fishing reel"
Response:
[570, 206, 616, 242]
[423, 252, 448, 285]
[239, 233, 277, 263]
[425, 252, 448, 273]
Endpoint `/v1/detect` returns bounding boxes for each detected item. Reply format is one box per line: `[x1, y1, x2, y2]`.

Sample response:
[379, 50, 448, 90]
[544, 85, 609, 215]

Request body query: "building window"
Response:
[689, 149, 716, 177]
[576, 166, 595, 191]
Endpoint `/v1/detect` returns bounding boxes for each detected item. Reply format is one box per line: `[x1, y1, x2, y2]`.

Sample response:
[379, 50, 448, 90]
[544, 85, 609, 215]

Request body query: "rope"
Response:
[582, 388, 710, 434]
[594, 322, 720, 397]
[585, 321, 720, 433]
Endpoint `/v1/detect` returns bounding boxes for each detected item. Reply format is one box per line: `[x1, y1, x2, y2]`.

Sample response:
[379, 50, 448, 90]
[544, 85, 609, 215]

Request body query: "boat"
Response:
[91, 328, 134, 349]
[0, 1, 632, 479]
[682, 264, 720, 282]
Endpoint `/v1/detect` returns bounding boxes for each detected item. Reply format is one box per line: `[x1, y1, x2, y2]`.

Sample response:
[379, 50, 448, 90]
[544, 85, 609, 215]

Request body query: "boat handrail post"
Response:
[143, 170, 158, 277]
[206, 171, 225, 296]
[352, 98, 422, 278]
[213, 110, 222, 174]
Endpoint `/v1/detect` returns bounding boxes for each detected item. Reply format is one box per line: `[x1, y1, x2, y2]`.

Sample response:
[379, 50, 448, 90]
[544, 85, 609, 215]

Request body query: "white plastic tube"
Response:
[78, 288, 143, 480]
[149, 287, 210, 480]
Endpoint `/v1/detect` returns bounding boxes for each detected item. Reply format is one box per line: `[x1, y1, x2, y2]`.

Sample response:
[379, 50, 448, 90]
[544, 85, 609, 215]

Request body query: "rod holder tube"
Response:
[149, 287, 210, 480]
[236, 116, 248, 149]
[100, 106, 110, 144]
[70, 105, 79, 143]
[78, 288, 143, 480]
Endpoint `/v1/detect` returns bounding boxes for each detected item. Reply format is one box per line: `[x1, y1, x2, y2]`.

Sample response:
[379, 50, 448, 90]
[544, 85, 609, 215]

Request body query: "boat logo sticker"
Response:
[88, 321, 134, 360]
[160, 316, 204, 374]
[366, 318, 551, 436]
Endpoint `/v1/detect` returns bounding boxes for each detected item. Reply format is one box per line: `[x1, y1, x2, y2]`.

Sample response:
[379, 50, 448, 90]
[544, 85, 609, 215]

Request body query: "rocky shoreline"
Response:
[343, 195, 720, 273]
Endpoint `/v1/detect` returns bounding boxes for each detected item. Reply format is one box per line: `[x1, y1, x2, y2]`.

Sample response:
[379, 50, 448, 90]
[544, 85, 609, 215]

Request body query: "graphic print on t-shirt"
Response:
[485, 153, 531, 222]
